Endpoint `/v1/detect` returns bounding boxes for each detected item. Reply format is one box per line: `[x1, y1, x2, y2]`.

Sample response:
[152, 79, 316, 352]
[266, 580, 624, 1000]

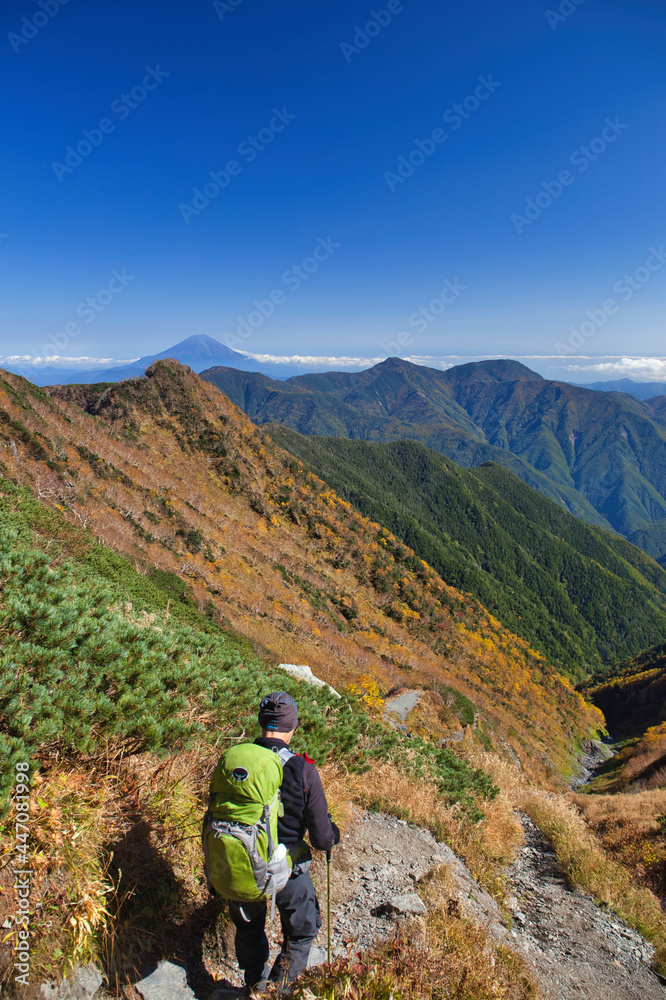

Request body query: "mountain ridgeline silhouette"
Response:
[201, 357, 666, 563]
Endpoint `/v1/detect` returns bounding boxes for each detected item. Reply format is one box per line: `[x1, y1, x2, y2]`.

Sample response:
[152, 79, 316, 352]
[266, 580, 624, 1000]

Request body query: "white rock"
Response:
[307, 946, 328, 968]
[386, 892, 427, 916]
[135, 961, 194, 1000]
[277, 663, 340, 698]
[40, 964, 103, 1000]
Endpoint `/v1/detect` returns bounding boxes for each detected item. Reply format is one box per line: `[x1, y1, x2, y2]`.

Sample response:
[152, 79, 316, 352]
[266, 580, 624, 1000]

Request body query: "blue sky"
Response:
[2, 0, 666, 382]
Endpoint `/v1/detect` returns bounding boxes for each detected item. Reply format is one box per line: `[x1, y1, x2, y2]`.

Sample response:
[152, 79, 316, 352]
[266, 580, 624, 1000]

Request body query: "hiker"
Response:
[204, 691, 340, 993]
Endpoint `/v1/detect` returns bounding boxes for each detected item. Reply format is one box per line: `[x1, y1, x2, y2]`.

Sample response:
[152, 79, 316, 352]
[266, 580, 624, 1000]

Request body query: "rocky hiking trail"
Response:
[505, 815, 663, 1000]
[48, 808, 665, 1000]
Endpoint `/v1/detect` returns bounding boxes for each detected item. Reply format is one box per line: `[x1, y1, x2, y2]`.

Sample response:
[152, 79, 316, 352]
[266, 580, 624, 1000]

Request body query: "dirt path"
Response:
[321, 808, 447, 957]
[48, 810, 666, 1000]
[383, 689, 422, 728]
[314, 811, 666, 1000]
[505, 815, 664, 1000]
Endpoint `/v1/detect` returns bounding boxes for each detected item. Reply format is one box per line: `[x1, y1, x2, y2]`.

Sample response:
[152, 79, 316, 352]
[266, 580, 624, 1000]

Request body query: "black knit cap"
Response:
[258, 691, 298, 732]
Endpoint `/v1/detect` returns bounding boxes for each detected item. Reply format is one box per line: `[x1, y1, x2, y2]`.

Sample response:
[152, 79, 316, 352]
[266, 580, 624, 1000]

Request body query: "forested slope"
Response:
[267, 428, 666, 677]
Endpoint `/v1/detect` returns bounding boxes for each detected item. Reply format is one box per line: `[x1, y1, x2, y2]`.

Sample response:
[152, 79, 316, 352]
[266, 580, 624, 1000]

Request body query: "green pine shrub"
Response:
[0, 484, 494, 817]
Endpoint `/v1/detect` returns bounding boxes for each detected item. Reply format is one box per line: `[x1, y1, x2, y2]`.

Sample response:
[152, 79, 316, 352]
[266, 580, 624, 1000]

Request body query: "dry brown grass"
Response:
[0, 747, 223, 993]
[447, 738, 666, 970]
[94, 746, 220, 985]
[520, 791, 666, 972]
[321, 756, 523, 901]
[570, 787, 666, 896]
[0, 768, 115, 990]
[571, 788, 666, 844]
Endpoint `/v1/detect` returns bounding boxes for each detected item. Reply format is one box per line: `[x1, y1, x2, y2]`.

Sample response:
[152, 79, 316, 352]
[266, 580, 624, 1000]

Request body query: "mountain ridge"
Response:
[583, 378, 666, 400]
[202, 357, 666, 560]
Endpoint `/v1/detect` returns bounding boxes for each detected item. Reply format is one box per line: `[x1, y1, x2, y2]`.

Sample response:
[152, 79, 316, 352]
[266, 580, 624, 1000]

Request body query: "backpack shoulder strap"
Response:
[276, 747, 296, 766]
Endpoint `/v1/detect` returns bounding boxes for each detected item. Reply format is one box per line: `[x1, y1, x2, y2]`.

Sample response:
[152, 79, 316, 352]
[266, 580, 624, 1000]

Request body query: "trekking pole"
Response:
[326, 848, 332, 964]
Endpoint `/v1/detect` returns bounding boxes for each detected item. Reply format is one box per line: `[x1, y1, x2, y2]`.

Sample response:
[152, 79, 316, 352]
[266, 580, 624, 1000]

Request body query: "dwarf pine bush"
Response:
[0, 503, 493, 815]
[0, 528, 207, 772]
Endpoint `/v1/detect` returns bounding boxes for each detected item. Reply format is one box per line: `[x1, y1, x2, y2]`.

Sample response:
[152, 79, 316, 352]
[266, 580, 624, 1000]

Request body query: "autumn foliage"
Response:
[0, 361, 604, 781]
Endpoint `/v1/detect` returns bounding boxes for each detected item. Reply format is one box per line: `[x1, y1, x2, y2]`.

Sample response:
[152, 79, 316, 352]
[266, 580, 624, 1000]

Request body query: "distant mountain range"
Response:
[6, 337, 666, 400]
[201, 357, 666, 563]
[2, 335, 305, 386]
[583, 378, 666, 400]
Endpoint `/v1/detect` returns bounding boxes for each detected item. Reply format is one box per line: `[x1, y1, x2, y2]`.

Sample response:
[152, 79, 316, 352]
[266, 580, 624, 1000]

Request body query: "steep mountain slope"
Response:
[0, 361, 601, 781]
[0, 477, 492, 810]
[266, 428, 666, 676]
[628, 520, 666, 568]
[0, 478, 508, 991]
[202, 358, 666, 558]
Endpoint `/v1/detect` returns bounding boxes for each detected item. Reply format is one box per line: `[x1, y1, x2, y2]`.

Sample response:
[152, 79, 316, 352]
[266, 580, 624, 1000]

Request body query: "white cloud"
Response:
[0, 355, 138, 367]
[244, 353, 385, 367]
[555, 356, 666, 380]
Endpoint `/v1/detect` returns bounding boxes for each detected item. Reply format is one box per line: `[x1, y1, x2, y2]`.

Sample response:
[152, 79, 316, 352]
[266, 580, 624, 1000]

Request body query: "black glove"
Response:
[329, 815, 341, 845]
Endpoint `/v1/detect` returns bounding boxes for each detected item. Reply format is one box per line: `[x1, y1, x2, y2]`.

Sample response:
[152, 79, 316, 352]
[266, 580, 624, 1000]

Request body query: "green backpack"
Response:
[202, 743, 293, 904]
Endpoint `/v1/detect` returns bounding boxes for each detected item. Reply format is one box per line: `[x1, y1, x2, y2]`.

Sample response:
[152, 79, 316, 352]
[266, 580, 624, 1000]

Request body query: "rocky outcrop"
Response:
[277, 663, 340, 698]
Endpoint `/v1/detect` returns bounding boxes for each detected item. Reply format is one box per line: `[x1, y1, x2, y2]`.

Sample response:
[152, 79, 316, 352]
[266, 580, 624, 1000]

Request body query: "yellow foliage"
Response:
[348, 675, 385, 710]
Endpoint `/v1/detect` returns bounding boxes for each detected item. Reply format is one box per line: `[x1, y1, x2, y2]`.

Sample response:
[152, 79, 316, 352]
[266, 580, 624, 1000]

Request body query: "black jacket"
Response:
[254, 736, 336, 852]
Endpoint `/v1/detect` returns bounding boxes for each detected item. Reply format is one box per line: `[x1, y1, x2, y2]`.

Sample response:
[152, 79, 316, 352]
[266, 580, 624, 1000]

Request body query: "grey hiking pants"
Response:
[228, 867, 321, 990]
